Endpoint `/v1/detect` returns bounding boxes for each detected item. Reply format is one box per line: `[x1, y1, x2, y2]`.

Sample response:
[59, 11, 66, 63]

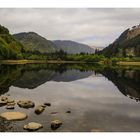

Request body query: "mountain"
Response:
[0, 25, 24, 59]
[13, 33, 95, 55]
[0, 63, 94, 93]
[13, 69, 93, 89]
[101, 24, 140, 57]
[13, 32, 56, 53]
[53, 40, 95, 54]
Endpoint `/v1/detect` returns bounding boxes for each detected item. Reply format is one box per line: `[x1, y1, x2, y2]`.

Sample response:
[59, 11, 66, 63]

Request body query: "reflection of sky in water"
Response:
[4, 74, 140, 132]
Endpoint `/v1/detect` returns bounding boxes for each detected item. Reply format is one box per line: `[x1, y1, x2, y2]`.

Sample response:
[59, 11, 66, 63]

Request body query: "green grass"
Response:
[117, 61, 140, 66]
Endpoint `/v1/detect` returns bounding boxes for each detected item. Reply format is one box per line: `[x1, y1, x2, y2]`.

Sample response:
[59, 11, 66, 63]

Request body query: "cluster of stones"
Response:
[0, 96, 15, 109]
[0, 96, 70, 131]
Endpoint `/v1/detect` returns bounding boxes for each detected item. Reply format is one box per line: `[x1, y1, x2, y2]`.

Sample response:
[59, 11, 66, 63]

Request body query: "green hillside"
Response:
[101, 25, 140, 57]
[13, 32, 56, 53]
[0, 25, 24, 59]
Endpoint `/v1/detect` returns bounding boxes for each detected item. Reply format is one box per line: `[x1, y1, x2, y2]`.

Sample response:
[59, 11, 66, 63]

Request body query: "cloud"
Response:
[0, 8, 140, 47]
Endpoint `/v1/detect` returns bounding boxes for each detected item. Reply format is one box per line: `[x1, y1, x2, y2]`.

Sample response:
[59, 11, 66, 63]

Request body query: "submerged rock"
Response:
[23, 122, 43, 131]
[17, 100, 35, 109]
[44, 103, 51, 106]
[66, 111, 71, 113]
[0, 112, 27, 121]
[51, 120, 62, 130]
[51, 112, 58, 115]
[35, 105, 45, 114]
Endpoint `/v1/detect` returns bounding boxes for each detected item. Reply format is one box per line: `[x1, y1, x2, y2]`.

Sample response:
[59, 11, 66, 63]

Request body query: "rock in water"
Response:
[51, 112, 58, 115]
[0, 98, 15, 107]
[17, 100, 35, 108]
[0, 100, 7, 107]
[0, 112, 27, 121]
[51, 120, 62, 130]
[1, 96, 8, 101]
[7, 102, 16, 106]
[6, 102, 15, 109]
[66, 111, 71, 113]
[7, 99, 15, 104]
[24, 122, 43, 131]
[35, 105, 45, 114]
[6, 105, 15, 109]
[44, 103, 51, 106]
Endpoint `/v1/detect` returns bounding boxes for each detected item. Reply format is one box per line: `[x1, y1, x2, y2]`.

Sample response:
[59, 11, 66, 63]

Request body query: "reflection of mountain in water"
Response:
[13, 69, 94, 89]
[101, 67, 140, 102]
[0, 65, 22, 95]
[13, 70, 55, 89]
[0, 63, 140, 103]
[0, 63, 96, 94]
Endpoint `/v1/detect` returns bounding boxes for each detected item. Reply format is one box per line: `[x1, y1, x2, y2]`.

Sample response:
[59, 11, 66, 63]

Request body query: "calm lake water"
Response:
[0, 63, 140, 132]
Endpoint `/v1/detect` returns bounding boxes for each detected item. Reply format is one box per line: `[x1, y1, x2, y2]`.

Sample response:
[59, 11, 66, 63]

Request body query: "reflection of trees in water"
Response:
[101, 67, 140, 102]
[0, 63, 140, 102]
[0, 63, 101, 94]
[0, 65, 23, 95]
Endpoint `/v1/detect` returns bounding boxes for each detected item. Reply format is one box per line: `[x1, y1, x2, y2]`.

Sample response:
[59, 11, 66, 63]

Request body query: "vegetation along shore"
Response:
[0, 24, 140, 65]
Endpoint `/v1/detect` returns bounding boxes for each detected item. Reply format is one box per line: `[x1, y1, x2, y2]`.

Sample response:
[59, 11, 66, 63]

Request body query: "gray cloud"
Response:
[0, 8, 140, 47]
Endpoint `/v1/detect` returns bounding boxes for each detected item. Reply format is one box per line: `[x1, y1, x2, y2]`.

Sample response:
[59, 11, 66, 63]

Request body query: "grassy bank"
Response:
[117, 61, 140, 66]
[0, 60, 92, 65]
[0, 60, 47, 64]
[1, 59, 140, 66]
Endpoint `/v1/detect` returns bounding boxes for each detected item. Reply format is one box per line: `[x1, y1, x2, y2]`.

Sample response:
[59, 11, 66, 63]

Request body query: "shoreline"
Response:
[0, 60, 140, 66]
[0, 60, 92, 65]
[117, 61, 140, 66]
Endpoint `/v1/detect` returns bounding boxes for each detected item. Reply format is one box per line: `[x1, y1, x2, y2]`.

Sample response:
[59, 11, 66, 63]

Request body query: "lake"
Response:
[0, 63, 140, 132]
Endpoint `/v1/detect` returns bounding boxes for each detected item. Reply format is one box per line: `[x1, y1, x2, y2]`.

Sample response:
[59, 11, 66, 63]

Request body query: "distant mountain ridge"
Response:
[13, 32, 56, 53]
[53, 40, 95, 54]
[14, 32, 95, 54]
[101, 24, 140, 57]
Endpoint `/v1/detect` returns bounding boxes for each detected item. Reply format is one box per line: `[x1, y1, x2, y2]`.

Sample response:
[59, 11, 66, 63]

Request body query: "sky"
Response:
[0, 8, 140, 48]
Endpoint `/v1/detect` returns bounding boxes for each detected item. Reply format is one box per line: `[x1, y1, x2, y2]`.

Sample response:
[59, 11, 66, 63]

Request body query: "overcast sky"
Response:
[0, 8, 140, 47]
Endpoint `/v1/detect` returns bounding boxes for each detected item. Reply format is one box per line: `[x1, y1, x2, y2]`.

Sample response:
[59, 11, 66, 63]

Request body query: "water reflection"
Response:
[101, 67, 140, 102]
[0, 63, 140, 102]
